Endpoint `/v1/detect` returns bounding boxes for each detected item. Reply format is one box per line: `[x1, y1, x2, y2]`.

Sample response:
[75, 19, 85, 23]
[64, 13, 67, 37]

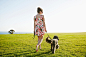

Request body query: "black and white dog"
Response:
[46, 35, 59, 54]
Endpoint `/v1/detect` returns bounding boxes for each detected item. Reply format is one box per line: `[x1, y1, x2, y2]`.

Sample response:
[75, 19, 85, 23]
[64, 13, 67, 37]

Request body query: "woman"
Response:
[34, 7, 47, 52]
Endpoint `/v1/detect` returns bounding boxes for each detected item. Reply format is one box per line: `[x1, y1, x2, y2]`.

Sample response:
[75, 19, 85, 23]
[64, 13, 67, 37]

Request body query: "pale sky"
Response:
[0, 0, 86, 33]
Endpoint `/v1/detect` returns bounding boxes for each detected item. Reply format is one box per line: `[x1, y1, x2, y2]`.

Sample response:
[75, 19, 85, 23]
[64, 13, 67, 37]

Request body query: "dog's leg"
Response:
[51, 43, 53, 51]
[55, 44, 56, 51]
[55, 40, 57, 51]
[52, 40, 56, 54]
[56, 44, 59, 49]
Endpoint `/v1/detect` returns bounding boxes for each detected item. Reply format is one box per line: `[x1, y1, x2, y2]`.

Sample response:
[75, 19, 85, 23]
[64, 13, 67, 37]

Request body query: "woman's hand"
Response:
[45, 29, 47, 32]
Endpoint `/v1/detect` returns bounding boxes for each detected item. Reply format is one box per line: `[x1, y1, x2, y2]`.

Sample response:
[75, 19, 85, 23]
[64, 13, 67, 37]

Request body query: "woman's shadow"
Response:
[27, 50, 51, 57]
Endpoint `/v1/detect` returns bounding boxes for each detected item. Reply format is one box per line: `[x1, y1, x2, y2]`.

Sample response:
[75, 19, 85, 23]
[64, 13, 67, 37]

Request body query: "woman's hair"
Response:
[37, 7, 43, 13]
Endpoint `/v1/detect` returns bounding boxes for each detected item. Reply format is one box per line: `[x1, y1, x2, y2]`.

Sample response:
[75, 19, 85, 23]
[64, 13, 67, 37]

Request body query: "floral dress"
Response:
[34, 15, 45, 36]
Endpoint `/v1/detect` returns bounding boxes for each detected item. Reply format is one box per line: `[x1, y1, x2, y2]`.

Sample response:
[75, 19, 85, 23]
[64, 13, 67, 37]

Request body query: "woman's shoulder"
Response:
[40, 15, 44, 18]
[41, 14, 44, 16]
[34, 14, 44, 18]
[34, 15, 37, 18]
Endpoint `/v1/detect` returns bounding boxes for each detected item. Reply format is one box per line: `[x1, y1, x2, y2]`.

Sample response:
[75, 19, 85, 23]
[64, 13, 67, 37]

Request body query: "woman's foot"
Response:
[36, 45, 38, 52]
[36, 49, 38, 52]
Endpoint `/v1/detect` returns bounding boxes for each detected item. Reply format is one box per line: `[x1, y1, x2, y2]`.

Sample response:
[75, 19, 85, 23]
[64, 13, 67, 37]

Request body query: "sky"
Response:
[0, 0, 86, 33]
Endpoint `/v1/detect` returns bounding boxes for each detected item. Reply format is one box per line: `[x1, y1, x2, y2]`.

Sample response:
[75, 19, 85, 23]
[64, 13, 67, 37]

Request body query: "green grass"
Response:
[0, 32, 86, 57]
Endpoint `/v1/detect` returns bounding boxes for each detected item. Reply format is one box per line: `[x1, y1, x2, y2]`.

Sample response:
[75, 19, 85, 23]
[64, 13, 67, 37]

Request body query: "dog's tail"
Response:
[46, 37, 51, 43]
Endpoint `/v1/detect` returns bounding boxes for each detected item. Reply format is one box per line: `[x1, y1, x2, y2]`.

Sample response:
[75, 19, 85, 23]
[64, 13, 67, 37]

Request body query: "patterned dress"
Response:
[34, 15, 45, 36]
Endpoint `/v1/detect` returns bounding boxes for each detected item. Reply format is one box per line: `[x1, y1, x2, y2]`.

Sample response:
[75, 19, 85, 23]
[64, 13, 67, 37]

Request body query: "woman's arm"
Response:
[43, 15, 47, 32]
[34, 17, 35, 32]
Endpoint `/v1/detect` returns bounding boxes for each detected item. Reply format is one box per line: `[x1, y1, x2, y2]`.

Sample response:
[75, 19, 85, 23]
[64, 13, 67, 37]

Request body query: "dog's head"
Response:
[53, 35, 59, 40]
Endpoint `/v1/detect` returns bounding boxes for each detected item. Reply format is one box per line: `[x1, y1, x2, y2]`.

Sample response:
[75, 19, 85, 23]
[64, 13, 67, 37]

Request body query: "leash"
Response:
[46, 32, 52, 39]
[32, 31, 35, 39]
[32, 31, 52, 39]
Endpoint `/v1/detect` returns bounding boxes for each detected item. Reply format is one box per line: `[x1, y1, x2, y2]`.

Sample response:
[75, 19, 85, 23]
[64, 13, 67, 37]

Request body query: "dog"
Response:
[46, 35, 59, 54]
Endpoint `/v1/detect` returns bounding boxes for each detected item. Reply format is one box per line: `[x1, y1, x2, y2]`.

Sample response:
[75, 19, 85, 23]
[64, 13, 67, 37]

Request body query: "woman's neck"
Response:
[38, 13, 42, 15]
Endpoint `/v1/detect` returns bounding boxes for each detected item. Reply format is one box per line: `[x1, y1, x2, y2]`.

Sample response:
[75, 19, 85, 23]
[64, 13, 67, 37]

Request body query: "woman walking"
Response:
[34, 7, 47, 52]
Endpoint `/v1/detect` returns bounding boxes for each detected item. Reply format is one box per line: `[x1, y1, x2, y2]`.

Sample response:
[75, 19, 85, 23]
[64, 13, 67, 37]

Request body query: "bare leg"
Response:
[36, 36, 43, 50]
[39, 36, 41, 49]
[38, 36, 40, 45]
[39, 36, 43, 49]
[37, 36, 41, 45]
[39, 36, 43, 45]
[36, 36, 40, 51]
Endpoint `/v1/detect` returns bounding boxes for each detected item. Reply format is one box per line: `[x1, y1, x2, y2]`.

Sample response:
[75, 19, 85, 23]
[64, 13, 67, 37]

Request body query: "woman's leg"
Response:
[36, 36, 40, 51]
[39, 36, 43, 49]
[39, 36, 41, 49]
[37, 36, 41, 45]
[36, 36, 43, 50]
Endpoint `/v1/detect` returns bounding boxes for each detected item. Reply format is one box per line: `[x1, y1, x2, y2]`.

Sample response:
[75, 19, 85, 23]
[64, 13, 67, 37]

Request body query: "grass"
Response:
[0, 32, 86, 57]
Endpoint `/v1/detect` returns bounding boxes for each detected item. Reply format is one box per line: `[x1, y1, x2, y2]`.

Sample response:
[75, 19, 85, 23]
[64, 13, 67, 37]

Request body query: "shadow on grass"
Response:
[26, 50, 51, 57]
[1, 49, 51, 57]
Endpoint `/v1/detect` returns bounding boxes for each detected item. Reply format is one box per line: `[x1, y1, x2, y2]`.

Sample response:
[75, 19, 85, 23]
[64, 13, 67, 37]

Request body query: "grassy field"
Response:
[0, 32, 86, 57]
